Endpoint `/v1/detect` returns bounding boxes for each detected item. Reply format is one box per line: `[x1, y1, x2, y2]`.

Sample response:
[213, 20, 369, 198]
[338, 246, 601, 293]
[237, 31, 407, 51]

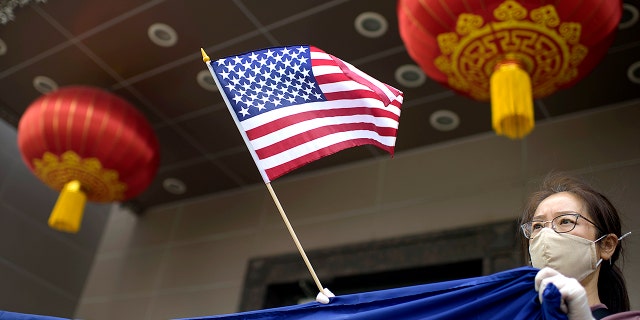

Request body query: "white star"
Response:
[282, 47, 291, 56]
[254, 102, 266, 111]
[218, 70, 231, 79]
[282, 58, 292, 68]
[264, 49, 275, 59]
[232, 56, 243, 65]
[304, 86, 314, 94]
[239, 107, 250, 117]
[248, 52, 259, 61]
[300, 69, 310, 77]
[297, 56, 309, 64]
[296, 46, 308, 54]
[305, 79, 315, 87]
[230, 77, 242, 86]
[252, 65, 262, 75]
[242, 60, 252, 70]
[233, 94, 243, 104]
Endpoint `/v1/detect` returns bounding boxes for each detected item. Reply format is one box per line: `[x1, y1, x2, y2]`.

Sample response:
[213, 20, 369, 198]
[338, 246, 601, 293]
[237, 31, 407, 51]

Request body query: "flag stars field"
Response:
[213, 46, 325, 119]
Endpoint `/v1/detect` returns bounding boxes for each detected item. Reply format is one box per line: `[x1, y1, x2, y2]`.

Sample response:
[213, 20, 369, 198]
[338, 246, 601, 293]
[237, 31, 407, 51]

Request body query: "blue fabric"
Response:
[542, 283, 569, 319]
[180, 266, 568, 320]
[0, 311, 67, 320]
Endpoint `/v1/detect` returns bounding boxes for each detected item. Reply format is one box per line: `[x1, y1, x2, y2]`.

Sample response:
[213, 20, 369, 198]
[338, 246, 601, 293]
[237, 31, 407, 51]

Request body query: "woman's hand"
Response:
[535, 267, 594, 320]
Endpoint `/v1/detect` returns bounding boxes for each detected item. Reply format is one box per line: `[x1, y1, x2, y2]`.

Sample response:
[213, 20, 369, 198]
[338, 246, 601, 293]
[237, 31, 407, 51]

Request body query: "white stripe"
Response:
[319, 81, 372, 93]
[250, 114, 399, 150]
[312, 65, 342, 76]
[257, 130, 396, 169]
[239, 97, 401, 130]
[310, 51, 332, 60]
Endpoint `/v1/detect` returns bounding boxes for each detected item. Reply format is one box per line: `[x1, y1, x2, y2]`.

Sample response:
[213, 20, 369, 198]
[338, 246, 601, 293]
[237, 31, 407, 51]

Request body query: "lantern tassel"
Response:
[490, 60, 534, 139]
[48, 180, 86, 233]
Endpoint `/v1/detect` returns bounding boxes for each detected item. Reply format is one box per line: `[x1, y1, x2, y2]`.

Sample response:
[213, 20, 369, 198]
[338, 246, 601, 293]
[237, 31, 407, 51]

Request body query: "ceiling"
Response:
[1, 0, 639, 214]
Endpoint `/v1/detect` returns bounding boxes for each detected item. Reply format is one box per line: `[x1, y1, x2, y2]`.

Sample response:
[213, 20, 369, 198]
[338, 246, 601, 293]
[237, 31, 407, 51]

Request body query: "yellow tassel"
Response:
[490, 60, 534, 139]
[48, 180, 86, 233]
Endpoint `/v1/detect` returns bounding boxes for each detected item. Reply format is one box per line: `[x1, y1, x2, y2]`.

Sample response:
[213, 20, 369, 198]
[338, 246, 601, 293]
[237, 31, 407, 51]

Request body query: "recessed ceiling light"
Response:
[32, 76, 58, 94]
[163, 178, 187, 195]
[395, 64, 426, 88]
[197, 69, 218, 92]
[627, 61, 640, 84]
[354, 12, 388, 38]
[148, 23, 178, 47]
[430, 110, 460, 131]
[0, 38, 6, 56]
[619, 3, 639, 30]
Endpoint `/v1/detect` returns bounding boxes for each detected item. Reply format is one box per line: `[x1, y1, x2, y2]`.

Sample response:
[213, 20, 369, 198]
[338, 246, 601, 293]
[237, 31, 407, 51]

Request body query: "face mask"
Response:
[529, 228, 606, 281]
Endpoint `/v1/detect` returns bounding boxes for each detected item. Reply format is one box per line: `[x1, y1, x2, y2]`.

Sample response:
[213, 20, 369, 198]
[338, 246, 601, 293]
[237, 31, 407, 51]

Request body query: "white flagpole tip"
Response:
[315, 288, 335, 304]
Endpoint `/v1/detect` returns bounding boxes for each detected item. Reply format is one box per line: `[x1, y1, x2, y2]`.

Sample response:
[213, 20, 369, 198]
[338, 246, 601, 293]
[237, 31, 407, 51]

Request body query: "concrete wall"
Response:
[76, 99, 640, 319]
[0, 119, 110, 317]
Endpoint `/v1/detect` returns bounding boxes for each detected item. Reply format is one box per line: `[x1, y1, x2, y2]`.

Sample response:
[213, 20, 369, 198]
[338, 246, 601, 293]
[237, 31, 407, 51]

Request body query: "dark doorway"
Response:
[263, 259, 483, 308]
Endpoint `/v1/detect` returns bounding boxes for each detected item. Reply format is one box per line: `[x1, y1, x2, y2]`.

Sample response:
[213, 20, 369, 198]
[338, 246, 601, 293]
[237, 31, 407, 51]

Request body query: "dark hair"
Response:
[518, 172, 630, 313]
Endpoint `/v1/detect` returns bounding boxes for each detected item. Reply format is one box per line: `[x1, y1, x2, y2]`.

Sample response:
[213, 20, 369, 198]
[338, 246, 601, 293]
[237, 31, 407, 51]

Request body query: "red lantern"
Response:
[17, 86, 160, 233]
[398, 0, 622, 139]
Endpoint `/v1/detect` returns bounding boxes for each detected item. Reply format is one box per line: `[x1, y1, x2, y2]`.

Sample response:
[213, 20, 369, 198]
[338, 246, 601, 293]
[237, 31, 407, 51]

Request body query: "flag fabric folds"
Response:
[179, 266, 568, 320]
[205, 45, 403, 183]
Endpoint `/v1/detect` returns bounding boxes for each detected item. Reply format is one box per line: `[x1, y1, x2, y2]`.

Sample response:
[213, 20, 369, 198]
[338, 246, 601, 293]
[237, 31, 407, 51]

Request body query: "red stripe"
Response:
[314, 72, 351, 85]
[254, 122, 398, 158]
[245, 106, 400, 140]
[312, 58, 339, 67]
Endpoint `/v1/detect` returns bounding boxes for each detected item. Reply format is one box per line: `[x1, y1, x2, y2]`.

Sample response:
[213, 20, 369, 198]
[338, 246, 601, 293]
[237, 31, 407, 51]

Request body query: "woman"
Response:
[519, 173, 638, 320]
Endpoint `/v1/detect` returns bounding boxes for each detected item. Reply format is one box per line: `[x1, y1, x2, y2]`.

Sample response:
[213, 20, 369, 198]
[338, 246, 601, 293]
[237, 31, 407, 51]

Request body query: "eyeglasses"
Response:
[520, 213, 603, 239]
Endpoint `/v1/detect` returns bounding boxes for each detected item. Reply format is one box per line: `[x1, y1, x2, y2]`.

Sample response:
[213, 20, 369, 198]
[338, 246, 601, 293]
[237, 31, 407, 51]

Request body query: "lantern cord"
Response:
[265, 182, 334, 303]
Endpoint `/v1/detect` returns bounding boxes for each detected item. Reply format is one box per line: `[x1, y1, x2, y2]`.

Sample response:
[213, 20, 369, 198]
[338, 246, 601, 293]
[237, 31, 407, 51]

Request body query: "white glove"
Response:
[535, 267, 594, 320]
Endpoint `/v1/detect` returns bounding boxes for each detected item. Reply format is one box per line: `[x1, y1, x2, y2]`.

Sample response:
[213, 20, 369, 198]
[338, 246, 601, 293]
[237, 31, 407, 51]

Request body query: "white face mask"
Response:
[529, 228, 606, 281]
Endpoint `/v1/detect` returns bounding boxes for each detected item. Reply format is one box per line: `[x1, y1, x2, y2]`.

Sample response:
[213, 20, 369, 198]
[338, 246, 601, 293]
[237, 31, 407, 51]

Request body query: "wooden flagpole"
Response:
[265, 182, 325, 294]
[201, 48, 327, 298]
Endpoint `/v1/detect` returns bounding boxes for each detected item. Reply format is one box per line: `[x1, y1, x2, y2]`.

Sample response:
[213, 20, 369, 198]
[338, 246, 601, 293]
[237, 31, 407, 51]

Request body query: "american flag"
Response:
[206, 45, 403, 183]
